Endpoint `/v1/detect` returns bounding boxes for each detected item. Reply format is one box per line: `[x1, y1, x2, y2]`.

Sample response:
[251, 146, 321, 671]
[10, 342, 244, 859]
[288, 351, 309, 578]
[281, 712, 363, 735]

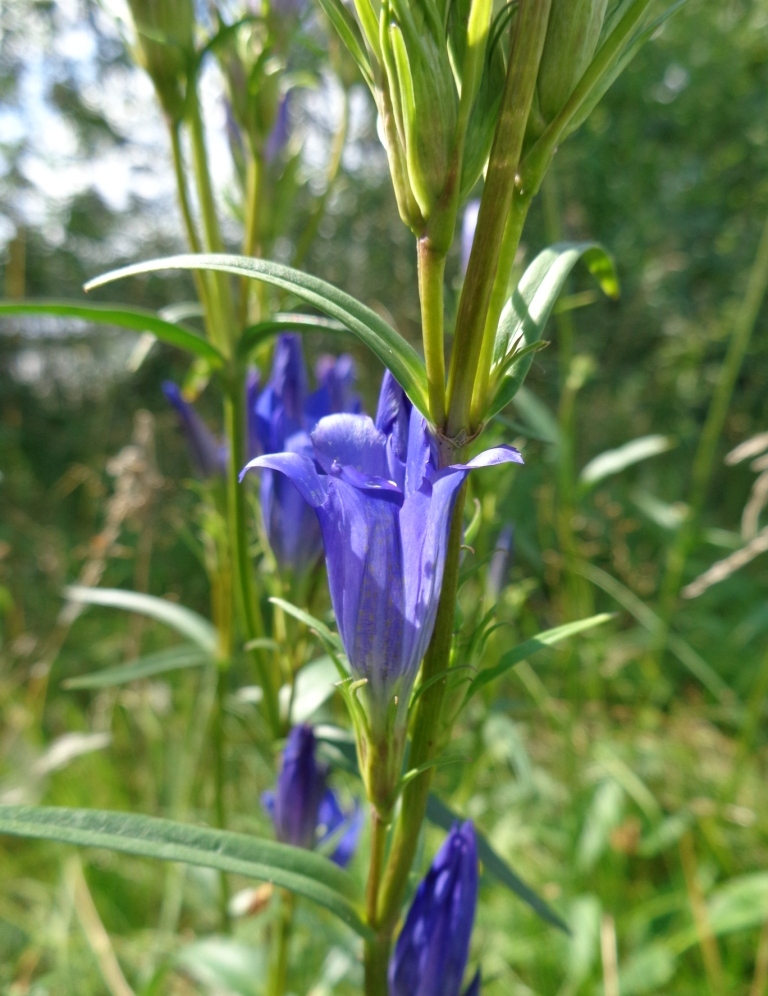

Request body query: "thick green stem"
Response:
[224, 383, 281, 736]
[363, 806, 391, 996]
[267, 890, 294, 996]
[368, 485, 467, 980]
[417, 239, 447, 425]
[654, 207, 768, 653]
[445, 0, 552, 438]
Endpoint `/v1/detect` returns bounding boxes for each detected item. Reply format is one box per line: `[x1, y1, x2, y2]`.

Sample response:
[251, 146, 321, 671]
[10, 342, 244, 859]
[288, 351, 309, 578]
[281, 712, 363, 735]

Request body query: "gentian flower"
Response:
[252, 334, 360, 575]
[242, 371, 522, 731]
[389, 821, 480, 996]
[162, 373, 260, 478]
[262, 724, 362, 867]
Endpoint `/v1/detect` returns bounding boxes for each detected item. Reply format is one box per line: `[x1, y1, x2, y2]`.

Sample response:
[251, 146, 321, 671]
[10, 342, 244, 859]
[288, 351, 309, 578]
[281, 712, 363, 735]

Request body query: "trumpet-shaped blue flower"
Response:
[252, 334, 360, 575]
[262, 724, 362, 867]
[389, 821, 480, 996]
[241, 371, 522, 723]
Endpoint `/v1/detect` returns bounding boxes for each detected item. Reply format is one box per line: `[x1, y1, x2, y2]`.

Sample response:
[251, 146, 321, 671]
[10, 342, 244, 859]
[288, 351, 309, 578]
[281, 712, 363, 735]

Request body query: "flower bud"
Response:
[380, 0, 458, 226]
[263, 725, 362, 866]
[126, 0, 196, 120]
[389, 821, 480, 996]
[537, 0, 609, 124]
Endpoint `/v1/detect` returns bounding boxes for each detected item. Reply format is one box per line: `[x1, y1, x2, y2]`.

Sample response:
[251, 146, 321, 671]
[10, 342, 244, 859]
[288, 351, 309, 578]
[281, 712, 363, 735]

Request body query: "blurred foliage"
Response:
[2, 0, 768, 993]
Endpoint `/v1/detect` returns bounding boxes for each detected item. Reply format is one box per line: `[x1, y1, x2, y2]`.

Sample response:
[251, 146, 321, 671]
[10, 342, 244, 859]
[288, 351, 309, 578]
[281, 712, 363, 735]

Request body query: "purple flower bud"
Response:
[461, 200, 480, 277]
[162, 381, 227, 478]
[263, 725, 362, 866]
[389, 822, 480, 996]
[264, 724, 327, 850]
[242, 372, 522, 727]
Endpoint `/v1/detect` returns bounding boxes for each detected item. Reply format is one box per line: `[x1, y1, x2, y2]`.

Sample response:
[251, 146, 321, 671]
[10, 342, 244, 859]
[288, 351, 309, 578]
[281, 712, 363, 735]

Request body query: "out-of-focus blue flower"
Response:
[242, 372, 523, 729]
[265, 93, 292, 164]
[162, 372, 260, 478]
[461, 200, 480, 276]
[162, 381, 227, 478]
[486, 524, 514, 602]
[389, 821, 480, 996]
[252, 334, 360, 575]
[262, 724, 361, 867]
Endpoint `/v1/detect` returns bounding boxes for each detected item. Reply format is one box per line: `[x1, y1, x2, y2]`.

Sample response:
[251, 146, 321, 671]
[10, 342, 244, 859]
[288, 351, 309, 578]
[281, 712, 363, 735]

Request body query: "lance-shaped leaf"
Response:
[63, 645, 209, 690]
[85, 255, 431, 418]
[315, 0, 373, 86]
[425, 794, 569, 934]
[464, 613, 614, 702]
[238, 313, 347, 358]
[0, 300, 223, 366]
[487, 243, 618, 418]
[579, 434, 674, 488]
[0, 806, 370, 937]
[65, 586, 218, 658]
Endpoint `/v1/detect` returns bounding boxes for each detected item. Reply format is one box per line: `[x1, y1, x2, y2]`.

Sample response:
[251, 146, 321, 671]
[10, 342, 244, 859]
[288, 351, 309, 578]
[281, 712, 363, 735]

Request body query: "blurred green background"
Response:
[2, 0, 768, 993]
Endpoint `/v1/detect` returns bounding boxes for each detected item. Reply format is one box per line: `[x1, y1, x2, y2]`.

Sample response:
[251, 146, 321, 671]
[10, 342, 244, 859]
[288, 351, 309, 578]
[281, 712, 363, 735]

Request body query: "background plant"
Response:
[1, 0, 768, 994]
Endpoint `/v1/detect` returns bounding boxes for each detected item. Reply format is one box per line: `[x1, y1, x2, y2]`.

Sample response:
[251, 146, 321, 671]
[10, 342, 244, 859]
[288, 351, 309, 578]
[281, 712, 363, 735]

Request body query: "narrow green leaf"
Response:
[315, 0, 373, 86]
[579, 434, 674, 487]
[488, 243, 618, 418]
[576, 562, 734, 703]
[63, 645, 209, 690]
[85, 255, 431, 417]
[425, 794, 569, 933]
[0, 300, 223, 365]
[65, 586, 219, 658]
[464, 613, 614, 702]
[269, 597, 345, 656]
[239, 313, 347, 357]
[0, 806, 370, 937]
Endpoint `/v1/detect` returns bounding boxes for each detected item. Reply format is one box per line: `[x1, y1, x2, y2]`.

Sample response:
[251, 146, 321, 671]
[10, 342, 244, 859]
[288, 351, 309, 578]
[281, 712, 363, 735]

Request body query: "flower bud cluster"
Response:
[125, 0, 196, 120]
[530, 0, 609, 136]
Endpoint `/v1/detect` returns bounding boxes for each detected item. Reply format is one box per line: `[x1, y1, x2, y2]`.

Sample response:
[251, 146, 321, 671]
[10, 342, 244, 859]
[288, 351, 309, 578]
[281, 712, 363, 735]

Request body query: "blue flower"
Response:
[252, 334, 360, 575]
[389, 821, 480, 996]
[262, 724, 361, 867]
[241, 371, 522, 728]
[162, 381, 228, 478]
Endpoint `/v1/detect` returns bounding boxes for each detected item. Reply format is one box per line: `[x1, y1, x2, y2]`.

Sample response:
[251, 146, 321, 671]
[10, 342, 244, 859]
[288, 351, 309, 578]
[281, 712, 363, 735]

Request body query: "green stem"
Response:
[267, 890, 294, 996]
[169, 120, 202, 254]
[213, 663, 231, 930]
[369, 485, 467, 979]
[363, 805, 391, 995]
[240, 148, 264, 327]
[224, 381, 282, 736]
[417, 238, 447, 426]
[469, 188, 533, 426]
[187, 88, 236, 355]
[654, 206, 768, 651]
[445, 0, 552, 438]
